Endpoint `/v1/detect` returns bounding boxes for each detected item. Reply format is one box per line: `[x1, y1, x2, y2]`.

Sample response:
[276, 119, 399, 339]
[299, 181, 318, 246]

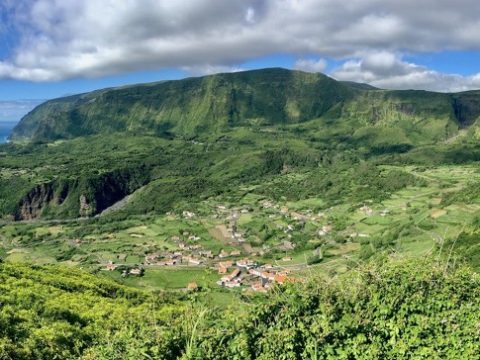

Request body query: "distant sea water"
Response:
[0, 121, 17, 144]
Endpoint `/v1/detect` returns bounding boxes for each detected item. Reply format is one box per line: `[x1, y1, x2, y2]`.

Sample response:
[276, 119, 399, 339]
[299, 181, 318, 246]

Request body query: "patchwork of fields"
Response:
[1, 164, 478, 303]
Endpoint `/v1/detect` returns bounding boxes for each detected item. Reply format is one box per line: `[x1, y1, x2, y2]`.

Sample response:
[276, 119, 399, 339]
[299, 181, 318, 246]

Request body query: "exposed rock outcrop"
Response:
[15, 183, 56, 220]
[79, 194, 93, 218]
[14, 165, 150, 220]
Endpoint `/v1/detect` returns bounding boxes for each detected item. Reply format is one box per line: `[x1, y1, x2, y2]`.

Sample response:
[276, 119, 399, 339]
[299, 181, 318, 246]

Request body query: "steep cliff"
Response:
[14, 165, 150, 220]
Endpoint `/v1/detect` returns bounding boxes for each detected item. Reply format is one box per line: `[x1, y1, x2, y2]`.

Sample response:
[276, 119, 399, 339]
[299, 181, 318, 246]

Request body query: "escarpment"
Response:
[15, 182, 57, 220]
[14, 165, 151, 220]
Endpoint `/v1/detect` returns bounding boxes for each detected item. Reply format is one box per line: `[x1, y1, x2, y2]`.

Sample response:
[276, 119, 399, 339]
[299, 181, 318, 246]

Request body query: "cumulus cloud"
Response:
[294, 58, 327, 73]
[0, 0, 480, 91]
[0, 99, 44, 122]
[331, 51, 480, 92]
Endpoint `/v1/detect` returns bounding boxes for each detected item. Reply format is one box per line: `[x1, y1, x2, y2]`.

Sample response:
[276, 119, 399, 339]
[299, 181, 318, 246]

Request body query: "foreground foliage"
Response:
[0, 257, 478, 359]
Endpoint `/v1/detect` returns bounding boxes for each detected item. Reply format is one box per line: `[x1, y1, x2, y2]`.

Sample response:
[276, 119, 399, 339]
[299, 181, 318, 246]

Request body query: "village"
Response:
[104, 228, 296, 292]
[99, 199, 383, 292]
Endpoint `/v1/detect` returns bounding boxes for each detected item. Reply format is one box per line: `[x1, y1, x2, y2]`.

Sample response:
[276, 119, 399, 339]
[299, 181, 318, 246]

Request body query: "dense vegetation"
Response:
[11, 68, 480, 145]
[0, 258, 478, 359]
[2, 68, 480, 358]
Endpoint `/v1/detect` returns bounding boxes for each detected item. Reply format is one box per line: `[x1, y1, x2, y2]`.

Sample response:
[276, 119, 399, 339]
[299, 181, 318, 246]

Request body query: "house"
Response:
[218, 265, 228, 274]
[106, 261, 117, 271]
[248, 268, 263, 277]
[188, 258, 203, 265]
[274, 274, 288, 284]
[217, 261, 233, 273]
[218, 260, 234, 268]
[129, 268, 143, 276]
[260, 272, 276, 282]
[224, 281, 241, 288]
[230, 250, 241, 256]
[221, 268, 241, 283]
[282, 256, 292, 261]
[199, 250, 213, 258]
[236, 258, 257, 269]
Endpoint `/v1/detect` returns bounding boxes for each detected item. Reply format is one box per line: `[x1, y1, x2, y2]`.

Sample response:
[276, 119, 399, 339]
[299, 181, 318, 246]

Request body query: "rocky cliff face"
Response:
[79, 194, 93, 217]
[14, 166, 150, 220]
[15, 183, 57, 220]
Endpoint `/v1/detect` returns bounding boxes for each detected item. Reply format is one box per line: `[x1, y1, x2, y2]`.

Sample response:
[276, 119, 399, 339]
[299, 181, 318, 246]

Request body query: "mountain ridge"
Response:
[12, 67, 480, 144]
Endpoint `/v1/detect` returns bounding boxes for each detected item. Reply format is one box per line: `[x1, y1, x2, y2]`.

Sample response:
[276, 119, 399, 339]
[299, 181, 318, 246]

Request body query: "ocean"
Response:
[0, 121, 17, 144]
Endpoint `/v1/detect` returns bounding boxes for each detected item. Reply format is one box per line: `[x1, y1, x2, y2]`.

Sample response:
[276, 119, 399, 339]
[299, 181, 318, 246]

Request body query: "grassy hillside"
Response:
[11, 68, 480, 144]
[11, 68, 354, 141]
[2, 68, 480, 358]
[0, 258, 478, 359]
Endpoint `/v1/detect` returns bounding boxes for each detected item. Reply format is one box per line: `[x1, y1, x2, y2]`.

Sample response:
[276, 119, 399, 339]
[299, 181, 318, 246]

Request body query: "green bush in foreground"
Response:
[0, 257, 479, 359]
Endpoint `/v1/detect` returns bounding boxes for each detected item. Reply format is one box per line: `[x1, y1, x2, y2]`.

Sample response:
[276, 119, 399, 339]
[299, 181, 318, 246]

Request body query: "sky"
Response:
[1, 0, 480, 122]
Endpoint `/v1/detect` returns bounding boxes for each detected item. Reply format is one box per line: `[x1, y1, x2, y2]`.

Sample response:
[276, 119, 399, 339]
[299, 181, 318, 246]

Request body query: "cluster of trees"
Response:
[256, 161, 422, 207]
[1, 257, 479, 359]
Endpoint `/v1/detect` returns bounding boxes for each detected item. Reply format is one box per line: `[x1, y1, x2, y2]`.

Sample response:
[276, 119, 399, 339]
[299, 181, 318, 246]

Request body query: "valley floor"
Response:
[1, 164, 478, 305]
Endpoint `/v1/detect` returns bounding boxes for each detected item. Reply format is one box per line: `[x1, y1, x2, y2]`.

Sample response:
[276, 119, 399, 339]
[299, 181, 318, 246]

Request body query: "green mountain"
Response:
[3, 69, 480, 359]
[11, 68, 480, 144]
[11, 68, 353, 141]
[4, 68, 480, 221]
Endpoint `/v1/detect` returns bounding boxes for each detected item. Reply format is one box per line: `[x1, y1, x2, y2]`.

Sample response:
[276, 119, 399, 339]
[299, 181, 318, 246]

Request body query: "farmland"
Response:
[1, 164, 478, 299]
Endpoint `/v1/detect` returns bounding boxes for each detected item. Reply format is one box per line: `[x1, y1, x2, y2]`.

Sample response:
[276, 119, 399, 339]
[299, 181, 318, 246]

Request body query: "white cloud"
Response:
[294, 58, 327, 73]
[180, 64, 245, 76]
[0, 0, 480, 91]
[331, 51, 480, 92]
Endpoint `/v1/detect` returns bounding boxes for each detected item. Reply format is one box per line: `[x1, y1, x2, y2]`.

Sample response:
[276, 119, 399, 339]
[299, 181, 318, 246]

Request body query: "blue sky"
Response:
[1, 1, 480, 122]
